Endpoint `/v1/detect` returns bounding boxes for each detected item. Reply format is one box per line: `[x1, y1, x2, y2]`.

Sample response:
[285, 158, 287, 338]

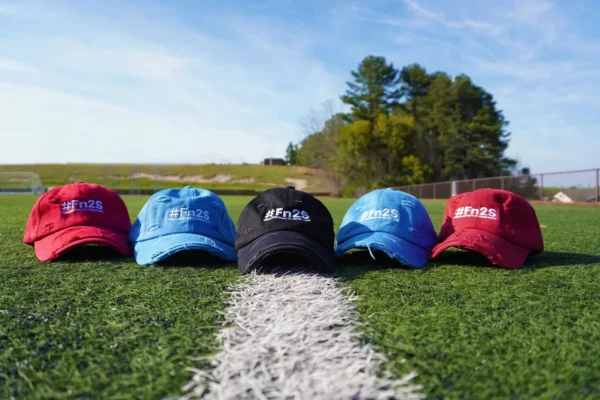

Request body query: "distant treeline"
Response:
[286, 56, 531, 196]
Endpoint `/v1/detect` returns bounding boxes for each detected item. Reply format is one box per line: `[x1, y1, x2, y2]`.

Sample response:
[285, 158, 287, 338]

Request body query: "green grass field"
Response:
[1, 195, 600, 399]
[0, 164, 330, 193]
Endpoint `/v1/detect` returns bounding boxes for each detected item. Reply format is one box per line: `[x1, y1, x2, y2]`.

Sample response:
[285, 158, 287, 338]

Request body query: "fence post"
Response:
[472, 180, 476, 191]
[419, 185, 422, 199]
[433, 183, 436, 200]
[539, 174, 544, 201]
[501, 176, 504, 190]
[596, 168, 599, 202]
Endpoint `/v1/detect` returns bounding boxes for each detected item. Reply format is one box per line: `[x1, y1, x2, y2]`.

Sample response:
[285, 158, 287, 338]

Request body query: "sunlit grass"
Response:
[1, 195, 599, 399]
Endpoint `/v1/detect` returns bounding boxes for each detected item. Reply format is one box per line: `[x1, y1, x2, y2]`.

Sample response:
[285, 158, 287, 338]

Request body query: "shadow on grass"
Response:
[155, 251, 236, 269]
[54, 245, 600, 273]
[431, 249, 600, 270]
[55, 245, 133, 264]
[56, 246, 237, 269]
[258, 254, 330, 275]
[334, 249, 427, 281]
[242, 250, 435, 280]
[334, 248, 600, 281]
[244, 253, 334, 277]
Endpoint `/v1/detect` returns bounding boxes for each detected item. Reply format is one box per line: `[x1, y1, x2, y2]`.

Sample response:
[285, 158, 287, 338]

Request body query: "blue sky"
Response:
[1, 0, 599, 175]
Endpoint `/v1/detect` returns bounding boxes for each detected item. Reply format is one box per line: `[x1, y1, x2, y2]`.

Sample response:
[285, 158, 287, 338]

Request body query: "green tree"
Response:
[340, 56, 401, 125]
[296, 57, 525, 196]
[285, 142, 299, 166]
[451, 75, 515, 179]
[396, 67, 518, 181]
[398, 63, 432, 117]
[334, 113, 430, 194]
[406, 71, 457, 181]
[296, 112, 346, 195]
[297, 133, 325, 169]
[297, 113, 344, 170]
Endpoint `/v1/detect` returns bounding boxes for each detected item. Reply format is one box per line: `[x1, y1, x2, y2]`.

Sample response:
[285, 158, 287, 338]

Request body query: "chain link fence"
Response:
[396, 168, 600, 203]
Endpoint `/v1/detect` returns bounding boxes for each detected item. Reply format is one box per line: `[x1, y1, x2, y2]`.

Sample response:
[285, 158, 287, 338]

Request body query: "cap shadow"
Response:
[245, 253, 334, 277]
[53, 246, 238, 269]
[52, 245, 132, 264]
[334, 248, 600, 282]
[430, 249, 600, 270]
[334, 249, 432, 282]
[152, 250, 236, 269]
[522, 251, 600, 269]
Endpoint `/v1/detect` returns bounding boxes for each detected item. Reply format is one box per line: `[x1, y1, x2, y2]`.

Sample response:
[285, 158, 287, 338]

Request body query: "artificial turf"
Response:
[0, 196, 246, 399]
[1, 195, 600, 399]
[338, 202, 600, 400]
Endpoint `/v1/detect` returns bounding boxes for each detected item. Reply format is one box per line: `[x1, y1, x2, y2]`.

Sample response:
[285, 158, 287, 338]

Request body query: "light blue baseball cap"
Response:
[335, 188, 438, 268]
[129, 186, 237, 265]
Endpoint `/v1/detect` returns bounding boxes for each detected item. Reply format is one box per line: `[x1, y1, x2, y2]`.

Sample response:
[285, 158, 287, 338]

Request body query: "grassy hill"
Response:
[0, 163, 333, 194]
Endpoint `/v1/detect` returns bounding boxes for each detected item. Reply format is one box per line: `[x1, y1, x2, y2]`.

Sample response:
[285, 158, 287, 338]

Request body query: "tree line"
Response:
[286, 55, 531, 196]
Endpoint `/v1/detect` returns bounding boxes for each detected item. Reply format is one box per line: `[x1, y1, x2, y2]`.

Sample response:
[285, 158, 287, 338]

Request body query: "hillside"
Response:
[0, 164, 333, 194]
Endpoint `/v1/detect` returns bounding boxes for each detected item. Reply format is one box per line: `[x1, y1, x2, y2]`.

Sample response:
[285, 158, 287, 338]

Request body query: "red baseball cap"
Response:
[24, 182, 132, 261]
[431, 189, 544, 269]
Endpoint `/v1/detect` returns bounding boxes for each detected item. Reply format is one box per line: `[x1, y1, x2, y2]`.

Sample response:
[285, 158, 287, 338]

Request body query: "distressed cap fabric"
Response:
[128, 186, 237, 265]
[23, 182, 132, 261]
[431, 188, 544, 269]
[235, 186, 335, 274]
[335, 188, 439, 268]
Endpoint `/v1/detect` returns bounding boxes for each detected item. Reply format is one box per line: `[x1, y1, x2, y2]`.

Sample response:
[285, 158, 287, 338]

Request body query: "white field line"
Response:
[177, 271, 425, 400]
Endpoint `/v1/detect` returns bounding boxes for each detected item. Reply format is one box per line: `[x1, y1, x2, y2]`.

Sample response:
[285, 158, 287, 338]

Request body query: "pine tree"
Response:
[340, 56, 401, 125]
[285, 142, 299, 166]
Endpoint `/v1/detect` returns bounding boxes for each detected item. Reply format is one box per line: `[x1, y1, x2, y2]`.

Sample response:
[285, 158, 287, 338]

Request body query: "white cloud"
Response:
[509, 0, 553, 21]
[0, 3, 20, 16]
[0, 0, 598, 175]
[0, 58, 42, 74]
[462, 18, 505, 36]
[0, 1, 343, 164]
[402, 0, 505, 36]
[0, 81, 292, 164]
[47, 42, 187, 81]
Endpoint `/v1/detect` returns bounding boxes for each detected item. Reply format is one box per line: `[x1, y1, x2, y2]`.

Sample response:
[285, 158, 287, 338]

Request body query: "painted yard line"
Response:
[178, 270, 424, 400]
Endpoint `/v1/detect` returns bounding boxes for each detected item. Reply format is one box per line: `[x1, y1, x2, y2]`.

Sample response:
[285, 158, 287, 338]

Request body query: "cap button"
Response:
[286, 186, 295, 190]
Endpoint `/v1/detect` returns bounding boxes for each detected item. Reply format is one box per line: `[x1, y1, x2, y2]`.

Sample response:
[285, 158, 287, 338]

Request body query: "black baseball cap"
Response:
[235, 186, 335, 274]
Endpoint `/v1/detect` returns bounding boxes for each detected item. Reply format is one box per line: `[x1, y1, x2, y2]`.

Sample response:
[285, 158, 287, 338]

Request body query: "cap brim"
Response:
[237, 231, 335, 274]
[33, 225, 132, 262]
[431, 228, 530, 269]
[335, 231, 432, 268]
[132, 232, 237, 266]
